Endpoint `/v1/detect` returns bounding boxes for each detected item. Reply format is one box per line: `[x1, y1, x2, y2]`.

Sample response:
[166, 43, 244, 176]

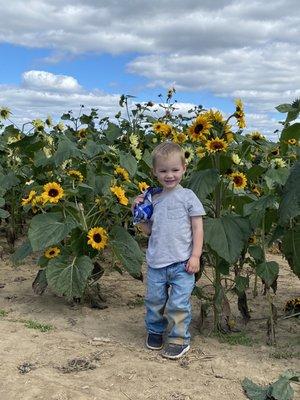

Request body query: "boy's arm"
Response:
[186, 216, 204, 274]
[136, 221, 152, 236]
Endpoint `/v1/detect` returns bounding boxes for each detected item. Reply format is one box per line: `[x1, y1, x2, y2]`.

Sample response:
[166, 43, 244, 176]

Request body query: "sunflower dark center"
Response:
[93, 233, 102, 243]
[49, 250, 55, 255]
[212, 141, 223, 149]
[234, 176, 243, 185]
[49, 189, 59, 197]
[194, 124, 204, 134]
[184, 151, 190, 158]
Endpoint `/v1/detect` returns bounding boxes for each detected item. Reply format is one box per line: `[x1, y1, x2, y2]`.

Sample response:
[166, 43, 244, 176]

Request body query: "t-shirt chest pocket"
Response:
[167, 205, 186, 220]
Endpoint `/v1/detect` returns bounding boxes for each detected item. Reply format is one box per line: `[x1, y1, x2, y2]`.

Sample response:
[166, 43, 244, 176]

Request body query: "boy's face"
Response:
[153, 153, 186, 190]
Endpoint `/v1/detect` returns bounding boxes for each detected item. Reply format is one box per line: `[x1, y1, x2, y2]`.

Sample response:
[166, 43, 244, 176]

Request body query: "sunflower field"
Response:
[0, 92, 299, 341]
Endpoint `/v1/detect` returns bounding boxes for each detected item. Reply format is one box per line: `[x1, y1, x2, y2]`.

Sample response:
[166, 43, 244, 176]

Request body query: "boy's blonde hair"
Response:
[151, 141, 185, 168]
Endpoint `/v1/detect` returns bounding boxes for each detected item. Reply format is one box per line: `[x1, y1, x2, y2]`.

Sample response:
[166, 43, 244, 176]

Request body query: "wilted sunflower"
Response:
[67, 169, 84, 182]
[42, 182, 64, 203]
[114, 166, 130, 182]
[205, 137, 228, 153]
[270, 147, 280, 156]
[87, 227, 108, 251]
[110, 185, 129, 206]
[252, 185, 261, 197]
[234, 99, 246, 129]
[288, 138, 297, 145]
[152, 122, 172, 137]
[138, 181, 149, 192]
[230, 172, 247, 190]
[44, 246, 61, 259]
[21, 190, 37, 206]
[0, 107, 12, 120]
[188, 115, 212, 142]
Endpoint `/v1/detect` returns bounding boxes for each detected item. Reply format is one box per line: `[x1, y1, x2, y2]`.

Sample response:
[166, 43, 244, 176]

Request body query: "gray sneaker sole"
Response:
[161, 344, 190, 359]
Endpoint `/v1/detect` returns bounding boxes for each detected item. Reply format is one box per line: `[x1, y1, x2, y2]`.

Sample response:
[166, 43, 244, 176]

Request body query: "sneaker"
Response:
[161, 343, 190, 359]
[146, 333, 163, 350]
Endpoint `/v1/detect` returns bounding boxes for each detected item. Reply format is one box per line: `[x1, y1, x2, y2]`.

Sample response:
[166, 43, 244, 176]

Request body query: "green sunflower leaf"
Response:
[46, 255, 93, 299]
[279, 162, 300, 224]
[243, 195, 277, 228]
[28, 212, 79, 251]
[110, 226, 144, 280]
[281, 225, 300, 278]
[53, 136, 82, 166]
[204, 215, 251, 264]
[256, 261, 279, 287]
[120, 151, 137, 177]
[280, 123, 300, 142]
[187, 169, 219, 201]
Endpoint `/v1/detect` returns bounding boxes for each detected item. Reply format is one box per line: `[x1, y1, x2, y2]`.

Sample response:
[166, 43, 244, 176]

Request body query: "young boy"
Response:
[133, 141, 205, 359]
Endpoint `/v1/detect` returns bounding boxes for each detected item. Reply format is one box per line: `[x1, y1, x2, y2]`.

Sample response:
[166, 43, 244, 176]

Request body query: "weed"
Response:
[216, 331, 253, 346]
[24, 319, 53, 332]
[0, 309, 8, 317]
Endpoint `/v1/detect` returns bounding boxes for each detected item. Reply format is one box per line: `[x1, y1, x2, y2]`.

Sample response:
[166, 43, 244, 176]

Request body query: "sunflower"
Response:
[205, 137, 228, 153]
[152, 122, 172, 137]
[205, 109, 224, 124]
[249, 131, 265, 141]
[138, 181, 149, 192]
[77, 128, 87, 139]
[129, 133, 139, 147]
[172, 131, 187, 144]
[288, 138, 297, 145]
[110, 185, 129, 206]
[0, 107, 11, 120]
[270, 147, 280, 156]
[195, 146, 206, 158]
[132, 146, 142, 160]
[44, 246, 61, 259]
[232, 153, 242, 165]
[230, 172, 247, 190]
[32, 119, 45, 132]
[248, 235, 257, 245]
[188, 115, 212, 142]
[114, 166, 130, 182]
[32, 194, 48, 207]
[271, 158, 286, 168]
[234, 99, 246, 129]
[21, 190, 37, 206]
[42, 182, 64, 203]
[87, 227, 108, 251]
[182, 146, 194, 164]
[67, 169, 84, 182]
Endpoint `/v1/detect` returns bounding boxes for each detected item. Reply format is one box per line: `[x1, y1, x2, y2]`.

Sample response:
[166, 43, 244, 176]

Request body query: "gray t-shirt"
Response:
[146, 185, 206, 269]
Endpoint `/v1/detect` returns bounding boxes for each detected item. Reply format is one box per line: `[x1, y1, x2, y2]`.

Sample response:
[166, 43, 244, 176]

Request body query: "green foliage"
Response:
[24, 319, 54, 332]
[28, 213, 79, 251]
[256, 261, 279, 286]
[279, 162, 300, 225]
[242, 370, 300, 400]
[187, 169, 219, 200]
[110, 226, 144, 279]
[204, 215, 251, 264]
[46, 255, 93, 299]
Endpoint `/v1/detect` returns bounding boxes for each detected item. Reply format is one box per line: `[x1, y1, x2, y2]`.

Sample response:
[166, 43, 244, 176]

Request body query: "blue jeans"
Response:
[145, 261, 195, 345]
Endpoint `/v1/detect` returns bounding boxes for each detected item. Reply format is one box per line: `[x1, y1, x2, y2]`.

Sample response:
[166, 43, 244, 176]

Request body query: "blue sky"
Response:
[0, 0, 300, 140]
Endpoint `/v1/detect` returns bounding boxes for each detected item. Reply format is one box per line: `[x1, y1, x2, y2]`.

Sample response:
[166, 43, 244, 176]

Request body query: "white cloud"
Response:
[0, 0, 299, 138]
[22, 71, 81, 92]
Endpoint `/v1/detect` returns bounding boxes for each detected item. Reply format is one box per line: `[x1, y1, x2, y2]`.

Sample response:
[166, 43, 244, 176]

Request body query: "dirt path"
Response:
[0, 250, 299, 400]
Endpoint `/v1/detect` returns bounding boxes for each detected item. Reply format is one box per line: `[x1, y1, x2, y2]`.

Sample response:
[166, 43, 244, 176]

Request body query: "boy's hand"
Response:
[131, 194, 145, 211]
[186, 255, 200, 274]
